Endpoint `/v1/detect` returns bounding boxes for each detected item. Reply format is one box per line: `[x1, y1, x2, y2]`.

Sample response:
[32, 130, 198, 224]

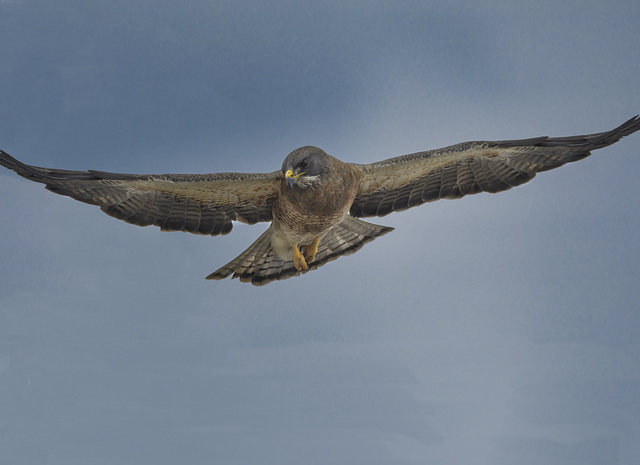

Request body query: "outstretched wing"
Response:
[0, 151, 282, 236]
[351, 116, 640, 217]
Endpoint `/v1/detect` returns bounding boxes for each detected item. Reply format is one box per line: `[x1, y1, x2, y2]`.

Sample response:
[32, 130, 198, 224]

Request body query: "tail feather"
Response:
[205, 228, 273, 280]
[206, 216, 393, 285]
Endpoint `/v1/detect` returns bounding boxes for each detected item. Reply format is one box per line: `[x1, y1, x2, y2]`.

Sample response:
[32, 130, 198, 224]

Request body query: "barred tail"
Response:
[206, 216, 393, 286]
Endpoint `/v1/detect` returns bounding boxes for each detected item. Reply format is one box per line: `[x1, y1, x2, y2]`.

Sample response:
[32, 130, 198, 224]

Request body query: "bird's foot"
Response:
[292, 246, 308, 271]
[301, 236, 320, 264]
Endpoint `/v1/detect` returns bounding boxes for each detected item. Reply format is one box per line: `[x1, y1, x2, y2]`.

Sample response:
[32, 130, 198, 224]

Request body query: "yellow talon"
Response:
[301, 236, 320, 264]
[292, 246, 308, 271]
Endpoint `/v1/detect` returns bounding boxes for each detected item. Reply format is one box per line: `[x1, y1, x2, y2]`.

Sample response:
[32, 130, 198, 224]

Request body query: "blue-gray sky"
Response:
[1, 1, 639, 464]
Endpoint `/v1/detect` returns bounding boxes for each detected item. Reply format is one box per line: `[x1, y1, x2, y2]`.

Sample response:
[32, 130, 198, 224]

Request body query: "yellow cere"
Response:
[285, 170, 305, 180]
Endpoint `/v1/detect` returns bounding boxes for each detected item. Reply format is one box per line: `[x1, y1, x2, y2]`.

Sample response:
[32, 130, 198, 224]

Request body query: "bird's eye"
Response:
[299, 159, 308, 170]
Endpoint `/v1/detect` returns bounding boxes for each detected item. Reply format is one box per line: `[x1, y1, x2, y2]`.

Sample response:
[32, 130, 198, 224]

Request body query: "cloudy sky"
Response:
[1, 1, 639, 464]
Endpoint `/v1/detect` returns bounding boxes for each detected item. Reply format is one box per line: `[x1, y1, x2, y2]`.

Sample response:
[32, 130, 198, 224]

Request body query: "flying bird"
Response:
[2, 116, 639, 285]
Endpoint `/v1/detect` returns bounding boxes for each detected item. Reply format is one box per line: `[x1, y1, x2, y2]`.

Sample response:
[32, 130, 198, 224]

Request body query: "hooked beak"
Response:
[285, 169, 305, 188]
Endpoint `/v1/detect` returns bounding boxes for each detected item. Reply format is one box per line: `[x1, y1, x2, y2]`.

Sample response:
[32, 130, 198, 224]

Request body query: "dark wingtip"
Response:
[205, 270, 229, 280]
[0, 150, 26, 173]
[539, 114, 640, 149]
[614, 114, 640, 139]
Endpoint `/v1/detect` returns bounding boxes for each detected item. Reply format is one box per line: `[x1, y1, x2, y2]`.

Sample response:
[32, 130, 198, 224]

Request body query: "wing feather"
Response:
[0, 151, 282, 236]
[351, 116, 640, 217]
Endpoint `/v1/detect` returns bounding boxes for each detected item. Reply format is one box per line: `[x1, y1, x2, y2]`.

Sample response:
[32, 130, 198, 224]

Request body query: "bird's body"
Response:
[272, 149, 362, 253]
[2, 116, 639, 285]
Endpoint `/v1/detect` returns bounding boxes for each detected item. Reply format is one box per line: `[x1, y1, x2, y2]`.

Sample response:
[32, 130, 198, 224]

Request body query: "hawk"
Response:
[1, 116, 639, 285]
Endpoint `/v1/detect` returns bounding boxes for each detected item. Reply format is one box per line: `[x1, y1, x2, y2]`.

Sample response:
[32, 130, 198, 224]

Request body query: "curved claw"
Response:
[301, 236, 320, 264]
[292, 246, 308, 271]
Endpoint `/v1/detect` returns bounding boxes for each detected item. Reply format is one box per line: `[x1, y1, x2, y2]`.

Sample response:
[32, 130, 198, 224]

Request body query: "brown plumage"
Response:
[1, 116, 639, 285]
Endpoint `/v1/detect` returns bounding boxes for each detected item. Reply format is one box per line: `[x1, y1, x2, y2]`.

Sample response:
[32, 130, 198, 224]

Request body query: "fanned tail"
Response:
[206, 216, 393, 285]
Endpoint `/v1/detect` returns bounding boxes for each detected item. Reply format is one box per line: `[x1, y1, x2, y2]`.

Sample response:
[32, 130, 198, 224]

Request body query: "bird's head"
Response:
[282, 146, 332, 189]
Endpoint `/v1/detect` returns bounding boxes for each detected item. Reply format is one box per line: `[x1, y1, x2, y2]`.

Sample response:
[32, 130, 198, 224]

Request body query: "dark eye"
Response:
[299, 159, 308, 170]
